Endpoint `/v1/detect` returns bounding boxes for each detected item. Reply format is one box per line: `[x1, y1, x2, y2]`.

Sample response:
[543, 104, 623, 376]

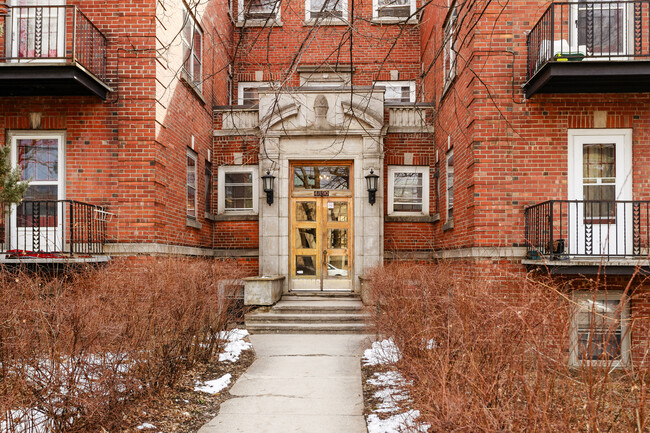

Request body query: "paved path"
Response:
[198, 334, 372, 433]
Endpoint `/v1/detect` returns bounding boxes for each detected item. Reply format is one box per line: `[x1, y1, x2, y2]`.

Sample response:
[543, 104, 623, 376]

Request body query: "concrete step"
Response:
[272, 299, 364, 314]
[245, 322, 369, 334]
[283, 291, 361, 299]
[246, 312, 371, 324]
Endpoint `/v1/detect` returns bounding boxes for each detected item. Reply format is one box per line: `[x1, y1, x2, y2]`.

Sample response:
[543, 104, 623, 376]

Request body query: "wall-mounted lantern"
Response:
[365, 168, 379, 206]
[262, 170, 276, 206]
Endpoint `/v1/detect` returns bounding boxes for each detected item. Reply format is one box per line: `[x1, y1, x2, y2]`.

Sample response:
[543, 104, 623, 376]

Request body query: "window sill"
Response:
[303, 17, 347, 26]
[442, 218, 454, 231]
[370, 17, 418, 25]
[385, 214, 439, 223]
[440, 74, 457, 102]
[236, 18, 283, 27]
[213, 213, 259, 221]
[180, 71, 207, 105]
[186, 217, 202, 229]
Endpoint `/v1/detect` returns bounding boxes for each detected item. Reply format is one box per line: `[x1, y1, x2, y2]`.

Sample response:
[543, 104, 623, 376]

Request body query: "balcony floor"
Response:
[523, 257, 650, 275]
[0, 63, 111, 100]
[524, 60, 650, 98]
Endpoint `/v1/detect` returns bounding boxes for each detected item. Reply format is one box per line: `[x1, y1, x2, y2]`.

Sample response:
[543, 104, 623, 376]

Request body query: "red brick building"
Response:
[1, 0, 648, 365]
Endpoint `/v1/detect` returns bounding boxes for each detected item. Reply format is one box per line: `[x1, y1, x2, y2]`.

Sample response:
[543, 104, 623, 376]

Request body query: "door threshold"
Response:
[286, 290, 358, 298]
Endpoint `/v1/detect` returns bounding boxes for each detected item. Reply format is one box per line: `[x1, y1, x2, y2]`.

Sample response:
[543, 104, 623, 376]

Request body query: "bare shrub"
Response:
[0, 258, 244, 432]
[367, 262, 649, 432]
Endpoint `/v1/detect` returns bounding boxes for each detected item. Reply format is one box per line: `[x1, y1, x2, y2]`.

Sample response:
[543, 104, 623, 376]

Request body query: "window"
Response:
[237, 82, 272, 105]
[238, 0, 279, 21]
[306, 0, 347, 20]
[182, 7, 202, 90]
[387, 166, 429, 216]
[9, 0, 66, 60]
[205, 161, 213, 214]
[373, 0, 416, 20]
[187, 149, 197, 218]
[443, 2, 457, 86]
[583, 143, 616, 219]
[218, 166, 259, 214]
[571, 291, 630, 367]
[446, 150, 453, 220]
[375, 81, 415, 103]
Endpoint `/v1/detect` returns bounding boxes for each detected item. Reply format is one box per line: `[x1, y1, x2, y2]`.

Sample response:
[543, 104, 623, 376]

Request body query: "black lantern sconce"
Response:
[262, 170, 276, 206]
[365, 168, 379, 206]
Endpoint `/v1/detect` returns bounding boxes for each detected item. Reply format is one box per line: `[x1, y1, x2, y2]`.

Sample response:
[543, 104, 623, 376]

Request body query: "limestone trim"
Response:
[104, 243, 258, 257]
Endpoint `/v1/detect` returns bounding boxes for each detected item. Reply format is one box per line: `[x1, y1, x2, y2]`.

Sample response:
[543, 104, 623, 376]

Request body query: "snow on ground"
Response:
[363, 338, 402, 366]
[0, 409, 51, 433]
[218, 328, 253, 363]
[364, 339, 430, 433]
[194, 373, 232, 395]
[135, 422, 157, 430]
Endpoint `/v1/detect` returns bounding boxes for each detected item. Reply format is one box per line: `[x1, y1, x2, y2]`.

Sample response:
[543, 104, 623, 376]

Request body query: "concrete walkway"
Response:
[198, 334, 372, 433]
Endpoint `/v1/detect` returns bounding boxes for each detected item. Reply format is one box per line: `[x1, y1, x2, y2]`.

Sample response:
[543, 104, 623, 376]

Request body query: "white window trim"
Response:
[305, 0, 348, 22]
[570, 290, 631, 368]
[187, 148, 198, 218]
[237, 81, 274, 105]
[237, 0, 282, 25]
[446, 149, 453, 221]
[217, 165, 259, 215]
[374, 80, 416, 103]
[181, 6, 203, 91]
[372, 0, 417, 22]
[387, 165, 430, 216]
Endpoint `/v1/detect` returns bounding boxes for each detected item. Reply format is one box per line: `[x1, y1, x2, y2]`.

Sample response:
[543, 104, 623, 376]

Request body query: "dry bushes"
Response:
[367, 263, 649, 432]
[0, 258, 244, 432]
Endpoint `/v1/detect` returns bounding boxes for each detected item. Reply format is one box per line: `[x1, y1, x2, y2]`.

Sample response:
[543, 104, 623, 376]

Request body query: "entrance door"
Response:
[9, 0, 66, 62]
[568, 130, 632, 256]
[290, 163, 353, 291]
[10, 133, 65, 253]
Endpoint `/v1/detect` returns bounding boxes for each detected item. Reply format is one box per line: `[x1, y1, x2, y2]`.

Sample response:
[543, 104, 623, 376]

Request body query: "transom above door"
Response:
[290, 162, 353, 291]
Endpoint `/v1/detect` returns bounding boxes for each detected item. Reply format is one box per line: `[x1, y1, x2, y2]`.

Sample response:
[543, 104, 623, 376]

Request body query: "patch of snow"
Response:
[367, 410, 430, 433]
[136, 422, 156, 430]
[218, 328, 252, 363]
[194, 373, 232, 394]
[368, 371, 411, 413]
[363, 338, 402, 366]
[425, 339, 437, 350]
[1, 409, 51, 433]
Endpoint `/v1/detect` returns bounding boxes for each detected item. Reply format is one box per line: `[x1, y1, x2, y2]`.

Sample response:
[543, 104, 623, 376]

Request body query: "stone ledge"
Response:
[385, 214, 439, 223]
[212, 213, 259, 221]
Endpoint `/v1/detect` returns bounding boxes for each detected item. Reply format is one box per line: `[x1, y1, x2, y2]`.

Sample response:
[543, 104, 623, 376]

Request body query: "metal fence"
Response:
[524, 200, 650, 259]
[0, 5, 107, 81]
[1, 200, 107, 257]
[527, 1, 650, 79]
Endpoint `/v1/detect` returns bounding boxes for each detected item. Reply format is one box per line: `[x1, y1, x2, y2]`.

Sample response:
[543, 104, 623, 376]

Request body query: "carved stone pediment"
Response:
[257, 87, 384, 135]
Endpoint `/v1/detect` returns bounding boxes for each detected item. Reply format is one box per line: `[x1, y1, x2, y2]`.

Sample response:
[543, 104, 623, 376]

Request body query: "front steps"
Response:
[245, 293, 371, 334]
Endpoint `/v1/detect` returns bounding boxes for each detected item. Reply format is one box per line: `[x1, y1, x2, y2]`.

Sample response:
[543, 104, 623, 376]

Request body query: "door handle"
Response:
[322, 249, 327, 264]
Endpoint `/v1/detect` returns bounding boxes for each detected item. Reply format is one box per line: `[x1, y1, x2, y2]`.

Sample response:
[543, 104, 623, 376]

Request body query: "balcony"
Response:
[0, 5, 111, 99]
[524, 1, 650, 98]
[524, 200, 650, 274]
[1, 200, 109, 263]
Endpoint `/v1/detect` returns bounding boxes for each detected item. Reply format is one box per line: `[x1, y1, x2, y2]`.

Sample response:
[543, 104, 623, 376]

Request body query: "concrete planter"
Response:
[359, 275, 377, 306]
[244, 275, 285, 306]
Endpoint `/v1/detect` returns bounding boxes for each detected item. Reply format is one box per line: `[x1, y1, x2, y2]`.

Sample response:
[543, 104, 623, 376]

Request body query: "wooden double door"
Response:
[291, 196, 353, 291]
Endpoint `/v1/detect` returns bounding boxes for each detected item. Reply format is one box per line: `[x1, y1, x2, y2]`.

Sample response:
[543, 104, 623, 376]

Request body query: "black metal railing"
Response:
[524, 200, 650, 260]
[0, 5, 107, 82]
[527, 1, 650, 79]
[0, 200, 108, 258]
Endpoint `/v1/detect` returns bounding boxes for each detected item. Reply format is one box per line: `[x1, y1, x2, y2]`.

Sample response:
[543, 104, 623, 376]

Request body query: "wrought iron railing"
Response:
[527, 1, 650, 79]
[0, 5, 107, 82]
[524, 200, 650, 260]
[0, 200, 108, 258]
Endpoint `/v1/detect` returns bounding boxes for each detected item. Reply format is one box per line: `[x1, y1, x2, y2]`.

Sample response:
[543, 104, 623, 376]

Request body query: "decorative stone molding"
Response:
[214, 107, 259, 136]
[388, 106, 434, 133]
[244, 275, 285, 306]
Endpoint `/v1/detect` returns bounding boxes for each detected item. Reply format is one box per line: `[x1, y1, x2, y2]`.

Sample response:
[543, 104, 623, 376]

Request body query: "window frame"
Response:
[237, 81, 272, 105]
[305, 0, 348, 22]
[187, 149, 198, 218]
[181, 6, 203, 91]
[372, 0, 417, 21]
[570, 290, 631, 368]
[217, 165, 259, 215]
[374, 80, 416, 104]
[446, 149, 454, 221]
[237, 0, 281, 24]
[443, 2, 458, 87]
[387, 165, 430, 216]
